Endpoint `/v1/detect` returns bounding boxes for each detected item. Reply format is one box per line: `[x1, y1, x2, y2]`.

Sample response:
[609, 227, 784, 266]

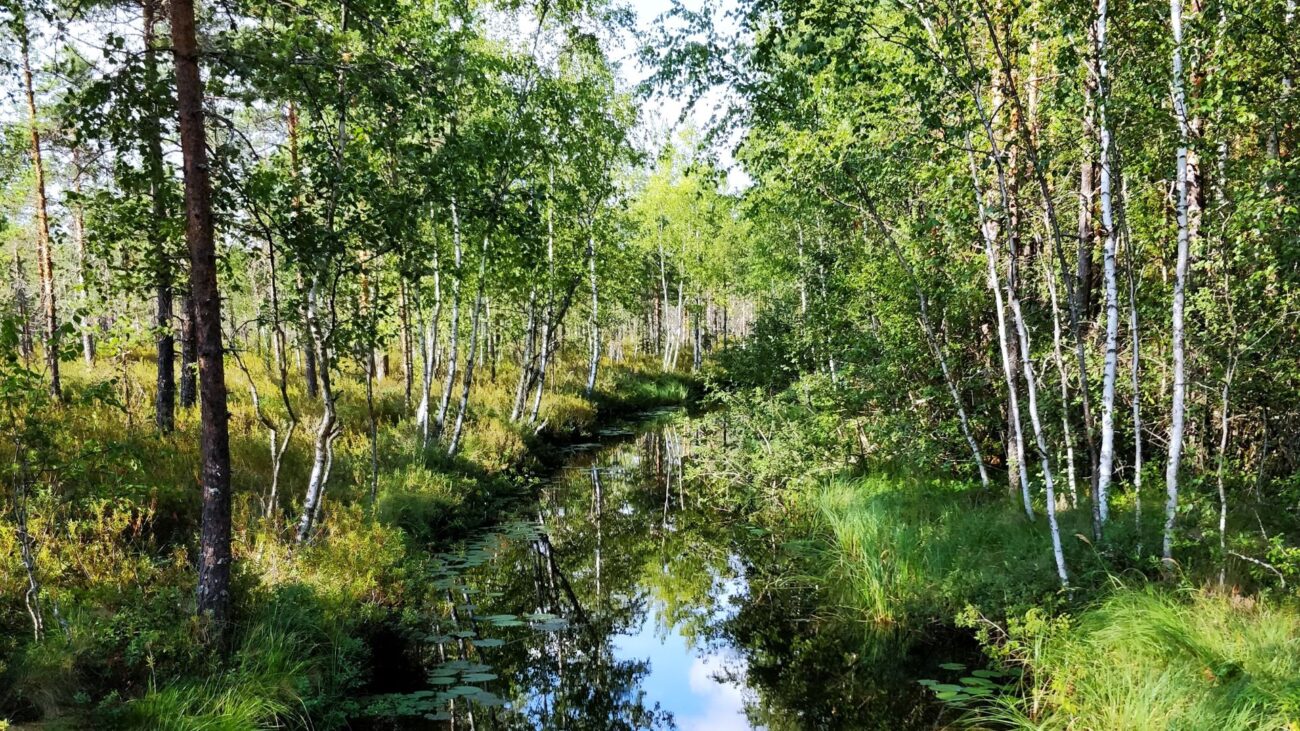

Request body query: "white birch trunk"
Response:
[1095, 0, 1120, 526]
[860, 200, 991, 491]
[448, 236, 488, 456]
[433, 199, 463, 442]
[586, 233, 599, 395]
[1009, 293, 1070, 586]
[1164, 0, 1191, 563]
[966, 142, 1033, 518]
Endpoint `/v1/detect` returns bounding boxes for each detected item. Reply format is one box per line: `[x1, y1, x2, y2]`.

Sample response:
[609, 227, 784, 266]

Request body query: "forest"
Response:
[0, 0, 1298, 727]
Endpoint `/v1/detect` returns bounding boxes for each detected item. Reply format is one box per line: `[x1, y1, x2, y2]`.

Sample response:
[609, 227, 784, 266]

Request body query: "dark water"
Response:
[364, 411, 954, 730]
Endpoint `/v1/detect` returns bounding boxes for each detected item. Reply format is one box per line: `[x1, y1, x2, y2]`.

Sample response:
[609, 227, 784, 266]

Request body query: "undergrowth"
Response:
[0, 349, 687, 728]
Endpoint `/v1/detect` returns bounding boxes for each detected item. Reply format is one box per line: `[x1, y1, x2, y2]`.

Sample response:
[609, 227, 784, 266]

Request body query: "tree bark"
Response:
[1043, 253, 1079, 506]
[180, 290, 198, 408]
[297, 277, 339, 541]
[448, 236, 488, 456]
[966, 142, 1033, 518]
[72, 148, 94, 364]
[1165, 0, 1192, 563]
[19, 14, 61, 402]
[399, 278, 413, 408]
[511, 287, 538, 421]
[859, 195, 992, 491]
[1095, 0, 1119, 529]
[287, 107, 319, 401]
[145, 0, 174, 431]
[171, 0, 233, 634]
[968, 0, 1102, 529]
[1010, 292, 1070, 586]
[433, 198, 463, 442]
[585, 233, 599, 396]
[1215, 357, 1235, 587]
[417, 244, 442, 447]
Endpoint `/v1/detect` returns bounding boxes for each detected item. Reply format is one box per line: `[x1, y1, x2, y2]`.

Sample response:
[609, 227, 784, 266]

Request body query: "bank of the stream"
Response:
[688, 367, 1300, 730]
[0, 358, 699, 729]
[6, 349, 1298, 731]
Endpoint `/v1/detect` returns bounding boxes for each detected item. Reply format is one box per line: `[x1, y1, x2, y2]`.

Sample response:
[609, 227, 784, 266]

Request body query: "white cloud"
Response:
[679, 653, 754, 731]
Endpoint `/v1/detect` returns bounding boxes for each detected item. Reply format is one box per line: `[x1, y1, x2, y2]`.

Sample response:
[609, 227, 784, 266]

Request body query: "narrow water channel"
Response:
[367, 410, 948, 730]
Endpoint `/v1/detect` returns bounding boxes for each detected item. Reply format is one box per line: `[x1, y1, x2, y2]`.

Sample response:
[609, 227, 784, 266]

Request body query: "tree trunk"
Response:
[529, 192, 558, 421]
[585, 233, 599, 396]
[529, 278, 579, 424]
[1095, 0, 1119, 529]
[287, 109, 319, 401]
[860, 196, 992, 491]
[1127, 222, 1144, 550]
[12, 253, 32, 363]
[365, 347, 379, 504]
[180, 290, 198, 408]
[19, 14, 61, 402]
[1215, 357, 1235, 587]
[72, 149, 94, 365]
[968, 0, 1102, 531]
[433, 198, 463, 442]
[449, 236, 488, 456]
[511, 287, 538, 421]
[399, 278, 413, 408]
[1165, 0, 1192, 563]
[1042, 253, 1079, 506]
[966, 144, 1033, 518]
[297, 277, 339, 542]
[1010, 292, 1070, 586]
[171, 0, 233, 634]
[417, 245, 442, 448]
[144, 0, 175, 431]
[659, 239, 672, 369]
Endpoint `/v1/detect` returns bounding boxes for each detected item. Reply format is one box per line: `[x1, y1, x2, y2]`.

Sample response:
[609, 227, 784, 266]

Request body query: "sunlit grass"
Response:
[969, 589, 1300, 730]
[2, 344, 691, 726]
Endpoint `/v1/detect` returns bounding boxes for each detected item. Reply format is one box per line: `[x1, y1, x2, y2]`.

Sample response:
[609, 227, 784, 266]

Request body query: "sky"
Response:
[614, 0, 753, 191]
[612, 571, 757, 730]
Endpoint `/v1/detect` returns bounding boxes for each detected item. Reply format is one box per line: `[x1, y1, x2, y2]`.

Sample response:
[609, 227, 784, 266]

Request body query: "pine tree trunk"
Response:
[144, 0, 174, 430]
[19, 15, 61, 402]
[171, 0, 233, 634]
[180, 290, 198, 408]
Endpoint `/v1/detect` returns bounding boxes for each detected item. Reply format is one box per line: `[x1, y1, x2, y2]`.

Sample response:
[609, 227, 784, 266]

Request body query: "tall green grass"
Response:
[971, 589, 1300, 730]
[113, 621, 312, 730]
[812, 475, 1087, 633]
[2, 349, 693, 727]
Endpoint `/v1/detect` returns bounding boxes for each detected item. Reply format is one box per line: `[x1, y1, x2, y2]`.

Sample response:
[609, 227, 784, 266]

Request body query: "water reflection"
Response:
[364, 412, 944, 730]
